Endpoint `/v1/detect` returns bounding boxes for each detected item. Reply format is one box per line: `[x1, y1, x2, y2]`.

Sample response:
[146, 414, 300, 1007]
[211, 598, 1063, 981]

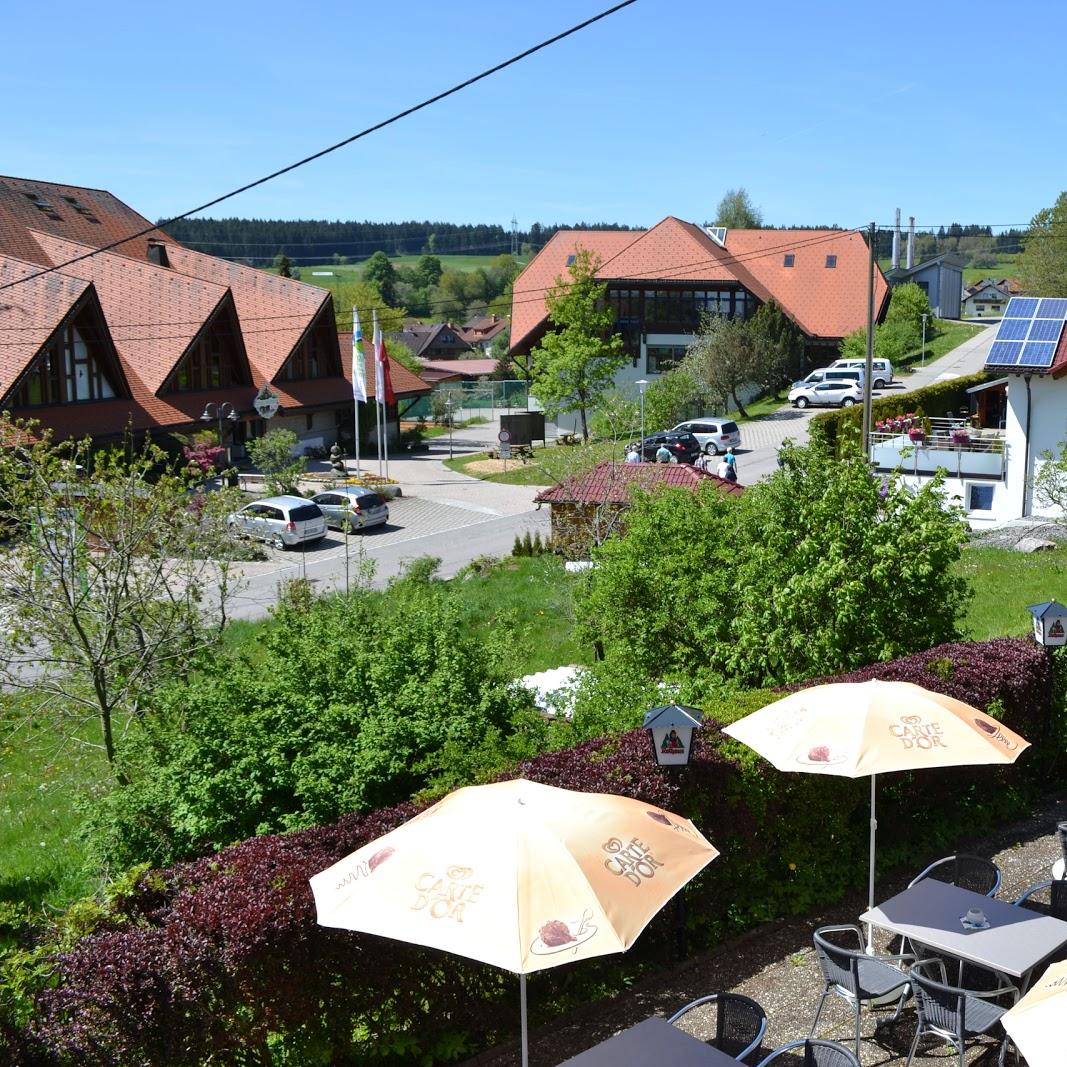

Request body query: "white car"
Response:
[788, 381, 863, 409]
[670, 419, 742, 456]
[830, 357, 894, 389]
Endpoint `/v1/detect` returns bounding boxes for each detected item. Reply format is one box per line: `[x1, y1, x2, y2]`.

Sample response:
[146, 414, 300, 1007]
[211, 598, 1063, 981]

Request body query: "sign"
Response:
[497, 429, 511, 443]
[498, 442, 512, 460]
[1028, 599, 1067, 647]
[253, 385, 280, 420]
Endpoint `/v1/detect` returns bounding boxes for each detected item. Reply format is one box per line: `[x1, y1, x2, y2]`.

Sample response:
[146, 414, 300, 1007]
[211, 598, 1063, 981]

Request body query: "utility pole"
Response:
[921, 313, 928, 367]
[510, 215, 519, 257]
[862, 221, 876, 456]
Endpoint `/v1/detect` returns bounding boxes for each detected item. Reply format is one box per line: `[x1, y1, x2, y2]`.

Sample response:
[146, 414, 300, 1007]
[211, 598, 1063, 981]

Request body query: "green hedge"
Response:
[809, 372, 990, 457]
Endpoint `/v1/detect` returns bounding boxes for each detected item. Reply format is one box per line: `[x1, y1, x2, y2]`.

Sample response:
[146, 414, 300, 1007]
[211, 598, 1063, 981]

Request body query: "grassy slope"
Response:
[280, 254, 530, 290]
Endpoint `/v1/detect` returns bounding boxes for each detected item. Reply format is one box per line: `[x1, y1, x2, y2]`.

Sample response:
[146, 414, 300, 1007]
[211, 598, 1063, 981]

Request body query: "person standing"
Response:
[655, 443, 672, 464]
[625, 444, 641, 464]
[724, 447, 738, 476]
[716, 456, 731, 479]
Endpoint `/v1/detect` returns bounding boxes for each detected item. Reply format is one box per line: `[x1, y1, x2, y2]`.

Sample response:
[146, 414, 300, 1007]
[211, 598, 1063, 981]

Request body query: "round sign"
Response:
[253, 385, 280, 420]
[497, 429, 511, 443]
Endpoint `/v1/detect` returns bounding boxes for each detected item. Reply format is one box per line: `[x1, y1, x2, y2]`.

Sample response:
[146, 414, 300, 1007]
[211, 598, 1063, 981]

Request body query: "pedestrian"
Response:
[716, 457, 731, 479]
[625, 444, 641, 464]
[724, 447, 738, 475]
[655, 443, 671, 463]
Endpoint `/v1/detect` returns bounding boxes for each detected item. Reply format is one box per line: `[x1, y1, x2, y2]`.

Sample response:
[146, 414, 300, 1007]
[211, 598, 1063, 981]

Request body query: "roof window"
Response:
[705, 225, 727, 248]
[825, 255, 837, 269]
[783, 254, 795, 267]
[23, 192, 62, 220]
[566, 254, 577, 266]
[62, 195, 101, 223]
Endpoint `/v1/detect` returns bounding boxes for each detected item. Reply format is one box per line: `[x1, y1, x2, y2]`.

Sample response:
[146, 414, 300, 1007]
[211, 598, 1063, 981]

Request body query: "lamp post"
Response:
[921, 313, 928, 367]
[446, 392, 455, 460]
[200, 401, 241, 472]
[636, 378, 648, 456]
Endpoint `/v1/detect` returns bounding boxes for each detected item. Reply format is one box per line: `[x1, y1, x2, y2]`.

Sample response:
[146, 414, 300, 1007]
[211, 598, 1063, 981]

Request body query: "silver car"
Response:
[228, 495, 327, 550]
[671, 419, 742, 456]
[311, 486, 389, 532]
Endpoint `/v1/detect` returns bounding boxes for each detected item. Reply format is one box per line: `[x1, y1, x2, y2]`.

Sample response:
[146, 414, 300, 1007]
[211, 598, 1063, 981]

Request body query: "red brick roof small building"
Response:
[534, 460, 741, 558]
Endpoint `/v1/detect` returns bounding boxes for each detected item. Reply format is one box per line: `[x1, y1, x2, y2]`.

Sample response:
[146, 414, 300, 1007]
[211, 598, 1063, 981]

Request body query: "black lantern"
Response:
[1027, 599, 1067, 647]
[642, 704, 703, 768]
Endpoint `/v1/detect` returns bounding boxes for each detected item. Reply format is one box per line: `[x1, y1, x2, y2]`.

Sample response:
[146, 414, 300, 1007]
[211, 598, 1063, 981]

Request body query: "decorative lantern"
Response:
[1027, 600, 1067, 647]
[642, 704, 703, 768]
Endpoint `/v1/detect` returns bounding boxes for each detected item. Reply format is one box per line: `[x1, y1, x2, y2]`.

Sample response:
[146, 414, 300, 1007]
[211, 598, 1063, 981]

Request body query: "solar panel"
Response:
[1038, 298, 1067, 319]
[998, 318, 1030, 340]
[988, 340, 1024, 364]
[1021, 341, 1058, 367]
[1004, 297, 1039, 317]
[1028, 318, 1065, 341]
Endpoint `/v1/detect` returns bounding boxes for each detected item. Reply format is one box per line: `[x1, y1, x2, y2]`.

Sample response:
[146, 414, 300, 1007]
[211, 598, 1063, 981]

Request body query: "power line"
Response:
[0, 1, 638, 296]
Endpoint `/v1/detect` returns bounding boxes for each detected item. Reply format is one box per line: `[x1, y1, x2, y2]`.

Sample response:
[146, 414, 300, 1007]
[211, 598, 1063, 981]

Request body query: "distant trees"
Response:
[529, 249, 625, 440]
[714, 188, 763, 229]
[1018, 192, 1067, 296]
[363, 251, 398, 306]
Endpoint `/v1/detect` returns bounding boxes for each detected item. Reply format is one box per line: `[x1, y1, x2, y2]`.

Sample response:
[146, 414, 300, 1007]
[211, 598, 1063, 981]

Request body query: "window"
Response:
[12, 324, 117, 407]
[565, 254, 577, 266]
[783, 254, 795, 267]
[646, 345, 688, 373]
[825, 255, 837, 269]
[967, 483, 995, 512]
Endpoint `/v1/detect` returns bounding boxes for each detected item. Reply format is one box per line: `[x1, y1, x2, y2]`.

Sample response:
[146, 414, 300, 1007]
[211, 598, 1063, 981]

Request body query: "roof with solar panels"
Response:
[984, 296, 1067, 376]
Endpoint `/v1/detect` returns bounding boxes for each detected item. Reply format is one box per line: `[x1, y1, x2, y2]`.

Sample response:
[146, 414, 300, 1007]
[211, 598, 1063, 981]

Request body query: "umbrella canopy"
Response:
[310, 777, 718, 975]
[722, 679, 1029, 949]
[1002, 960, 1067, 1067]
[722, 679, 1029, 777]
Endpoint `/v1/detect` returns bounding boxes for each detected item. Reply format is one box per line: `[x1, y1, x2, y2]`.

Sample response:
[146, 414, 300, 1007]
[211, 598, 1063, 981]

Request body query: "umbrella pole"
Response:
[520, 973, 529, 1067]
[866, 773, 877, 954]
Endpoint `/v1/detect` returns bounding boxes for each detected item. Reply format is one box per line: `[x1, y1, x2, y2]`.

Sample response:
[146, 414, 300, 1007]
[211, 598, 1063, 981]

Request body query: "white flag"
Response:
[351, 309, 367, 403]
[373, 310, 385, 403]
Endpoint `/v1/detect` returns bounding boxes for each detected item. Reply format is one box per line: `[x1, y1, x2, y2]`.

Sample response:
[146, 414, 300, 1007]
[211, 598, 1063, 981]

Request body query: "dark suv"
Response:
[637, 431, 701, 464]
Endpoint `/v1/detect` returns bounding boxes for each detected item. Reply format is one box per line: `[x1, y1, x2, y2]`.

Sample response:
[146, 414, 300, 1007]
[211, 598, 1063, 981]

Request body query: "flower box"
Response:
[908, 429, 927, 443]
[951, 430, 971, 447]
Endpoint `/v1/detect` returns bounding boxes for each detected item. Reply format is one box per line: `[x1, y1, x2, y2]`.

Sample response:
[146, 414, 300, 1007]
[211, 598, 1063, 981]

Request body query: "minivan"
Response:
[830, 358, 894, 389]
[671, 419, 742, 456]
[792, 367, 865, 390]
[228, 495, 328, 550]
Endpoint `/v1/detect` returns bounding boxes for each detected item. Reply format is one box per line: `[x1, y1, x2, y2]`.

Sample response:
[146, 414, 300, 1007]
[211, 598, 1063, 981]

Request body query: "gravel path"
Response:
[463, 793, 1066, 1066]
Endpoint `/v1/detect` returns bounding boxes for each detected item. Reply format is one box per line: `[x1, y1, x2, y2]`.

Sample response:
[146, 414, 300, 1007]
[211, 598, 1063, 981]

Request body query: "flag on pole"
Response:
[351, 309, 367, 403]
[379, 338, 396, 406]
[372, 310, 385, 402]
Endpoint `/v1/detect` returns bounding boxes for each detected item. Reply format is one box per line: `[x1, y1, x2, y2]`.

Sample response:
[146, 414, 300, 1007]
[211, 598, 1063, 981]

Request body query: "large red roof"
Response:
[534, 459, 742, 505]
[510, 218, 888, 352]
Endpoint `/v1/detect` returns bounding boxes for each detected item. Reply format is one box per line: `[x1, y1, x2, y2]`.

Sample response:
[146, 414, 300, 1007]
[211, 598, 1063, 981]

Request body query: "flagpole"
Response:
[351, 308, 367, 479]
[354, 402, 361, 477]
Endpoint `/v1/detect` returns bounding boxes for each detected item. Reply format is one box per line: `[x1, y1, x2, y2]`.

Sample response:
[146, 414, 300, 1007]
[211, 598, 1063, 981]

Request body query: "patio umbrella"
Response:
[310, 778, 718, 1067]
[1002, 960, 1067, 1067]
[722, 679, 1029, 949]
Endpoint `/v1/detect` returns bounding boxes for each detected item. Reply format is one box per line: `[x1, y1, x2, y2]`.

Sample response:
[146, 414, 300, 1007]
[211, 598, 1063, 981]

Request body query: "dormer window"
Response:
[23, 192, 62, 220]
[62, 195, 101, 223]
[784, 254, 795, 267]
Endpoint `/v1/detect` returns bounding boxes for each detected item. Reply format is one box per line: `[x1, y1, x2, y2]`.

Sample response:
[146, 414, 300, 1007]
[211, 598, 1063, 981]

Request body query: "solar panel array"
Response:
[987, 297, 1067, 370]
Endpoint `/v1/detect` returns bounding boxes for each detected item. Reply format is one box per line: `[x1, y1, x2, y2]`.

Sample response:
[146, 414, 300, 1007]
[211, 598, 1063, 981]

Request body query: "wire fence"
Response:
[405, 380, 530, 422]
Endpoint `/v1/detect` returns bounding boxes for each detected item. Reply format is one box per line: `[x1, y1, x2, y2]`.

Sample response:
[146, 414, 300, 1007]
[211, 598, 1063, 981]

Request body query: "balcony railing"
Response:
[869, 427, 1007, 479]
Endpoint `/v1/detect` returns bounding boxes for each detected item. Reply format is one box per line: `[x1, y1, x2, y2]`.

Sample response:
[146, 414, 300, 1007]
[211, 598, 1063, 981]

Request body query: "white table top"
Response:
[861, 877, 1067, 980]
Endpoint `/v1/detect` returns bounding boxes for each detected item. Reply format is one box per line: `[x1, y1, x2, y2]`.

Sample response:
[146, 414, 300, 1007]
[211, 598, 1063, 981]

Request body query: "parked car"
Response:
[792, 367, 865, 390]
[636, 431, 702, 464]
[227, 495, 327, 550]
[670, 419, 742, 456]
[311, 486, 389, 532]
[830, 357, 894, 389]
[788, 381, 863, 409]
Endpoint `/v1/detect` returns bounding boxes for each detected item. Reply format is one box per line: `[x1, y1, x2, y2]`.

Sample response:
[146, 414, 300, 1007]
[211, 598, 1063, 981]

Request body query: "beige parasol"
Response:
[723, 679, 1029, 947]
[1002, 960, 1067, 1067]
[310, 778, 718, 1066]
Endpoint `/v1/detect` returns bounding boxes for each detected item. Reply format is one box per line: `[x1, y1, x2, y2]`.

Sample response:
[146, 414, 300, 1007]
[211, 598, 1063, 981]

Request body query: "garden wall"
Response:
[5, 638, 1061, 1066]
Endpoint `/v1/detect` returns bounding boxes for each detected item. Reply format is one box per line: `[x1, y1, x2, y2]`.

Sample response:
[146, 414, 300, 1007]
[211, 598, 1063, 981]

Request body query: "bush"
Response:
[13, 636, 1060, 1066]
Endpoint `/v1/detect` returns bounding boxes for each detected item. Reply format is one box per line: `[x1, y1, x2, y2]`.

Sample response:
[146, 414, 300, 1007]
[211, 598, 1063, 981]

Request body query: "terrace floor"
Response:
[465, 793, 1067, 1066]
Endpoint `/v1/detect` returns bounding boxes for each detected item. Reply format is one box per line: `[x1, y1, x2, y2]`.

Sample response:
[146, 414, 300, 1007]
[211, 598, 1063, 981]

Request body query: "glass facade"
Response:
[12, 324, 117, 407]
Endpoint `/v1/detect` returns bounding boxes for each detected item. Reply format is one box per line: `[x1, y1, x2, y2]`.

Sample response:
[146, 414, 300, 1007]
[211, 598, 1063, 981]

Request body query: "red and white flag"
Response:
[372, 310, 395, 405]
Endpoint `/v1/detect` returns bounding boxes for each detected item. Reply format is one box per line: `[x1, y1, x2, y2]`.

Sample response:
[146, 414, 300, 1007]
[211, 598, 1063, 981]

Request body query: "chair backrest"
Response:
[910, 961, 965, 1039]
[668, 992, 767, 1059]
[756, 1039, 860, 1067]
[1058, 821, 1067, 866]
[910, 853, 1001, 896]
[812, 929, 859, 995]
[1014, 880, 1067, 921]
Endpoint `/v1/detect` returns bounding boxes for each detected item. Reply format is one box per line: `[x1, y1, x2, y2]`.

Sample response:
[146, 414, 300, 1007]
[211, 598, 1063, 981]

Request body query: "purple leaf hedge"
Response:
[7, 637, 1061, 1065]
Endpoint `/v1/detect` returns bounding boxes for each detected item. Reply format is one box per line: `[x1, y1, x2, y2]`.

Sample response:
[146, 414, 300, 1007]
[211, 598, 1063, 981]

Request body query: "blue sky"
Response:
[3, 0, 1064, 234]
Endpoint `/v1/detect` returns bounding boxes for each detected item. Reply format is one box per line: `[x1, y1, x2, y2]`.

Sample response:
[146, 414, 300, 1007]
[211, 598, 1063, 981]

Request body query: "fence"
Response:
[405, 379, 530, 423]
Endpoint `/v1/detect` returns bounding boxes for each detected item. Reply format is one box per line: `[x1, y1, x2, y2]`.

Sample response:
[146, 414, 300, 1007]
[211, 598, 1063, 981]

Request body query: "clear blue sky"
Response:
[3, 0, 1064, 234]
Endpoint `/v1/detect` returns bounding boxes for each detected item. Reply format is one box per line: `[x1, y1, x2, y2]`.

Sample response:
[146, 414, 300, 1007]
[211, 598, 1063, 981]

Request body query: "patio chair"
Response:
[811, 925, 913, 1061]
[905, 958, 1016, 1067]
[1053, 820, 1067, 881]
[755, 1038, 860, 1067]
[907, 853, 1001, 897]
[668, 992, 767, 1062]
[1013, 879, 1067, 921]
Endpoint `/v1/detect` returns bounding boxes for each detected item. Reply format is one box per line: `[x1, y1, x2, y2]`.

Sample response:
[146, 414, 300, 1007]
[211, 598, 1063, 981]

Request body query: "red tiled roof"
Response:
[419, 358, 498, 378]
[510, 219, 887, 352]
[533, 459, 742, 505]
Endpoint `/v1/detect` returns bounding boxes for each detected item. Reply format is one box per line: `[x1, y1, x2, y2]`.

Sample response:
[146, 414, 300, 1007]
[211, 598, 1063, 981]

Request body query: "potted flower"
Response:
[951, 427, 971, 447]
[908, 426, 926, 443]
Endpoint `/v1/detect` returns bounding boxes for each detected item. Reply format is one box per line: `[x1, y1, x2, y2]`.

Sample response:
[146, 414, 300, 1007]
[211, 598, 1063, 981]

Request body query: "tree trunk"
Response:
[730, 389, 749, 419]
[579, 405, 589, 442]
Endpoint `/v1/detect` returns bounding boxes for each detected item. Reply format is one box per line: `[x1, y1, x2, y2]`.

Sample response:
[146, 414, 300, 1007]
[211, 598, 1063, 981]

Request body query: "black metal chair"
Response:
[668, 992, 767, 1062]
[907, 853, 1002, 897]
[1054, 820, 1067, 881]
[1014, 878, 1067, 921]
[756, 1039, 860, 1067]
[905, 958, 1015, 1067]
[811, 925, 912, 1061]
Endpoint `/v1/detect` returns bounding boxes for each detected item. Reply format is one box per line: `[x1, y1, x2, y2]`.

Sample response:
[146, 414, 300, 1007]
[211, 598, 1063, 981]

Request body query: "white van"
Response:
[830, 358, 894, 389]
[792, 367, 865, 390]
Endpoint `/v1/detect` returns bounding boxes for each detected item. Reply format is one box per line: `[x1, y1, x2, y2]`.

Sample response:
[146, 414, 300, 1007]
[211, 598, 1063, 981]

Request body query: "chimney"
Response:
[906, 217, 915, 270]
[146, 239, 169, 268]
[892, 208, 901, 270]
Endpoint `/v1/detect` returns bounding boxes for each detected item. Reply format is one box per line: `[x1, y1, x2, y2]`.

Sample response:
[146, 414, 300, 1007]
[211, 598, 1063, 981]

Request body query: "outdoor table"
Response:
[557, 1016, 739, 1066]
[860, 877, 1067, 993]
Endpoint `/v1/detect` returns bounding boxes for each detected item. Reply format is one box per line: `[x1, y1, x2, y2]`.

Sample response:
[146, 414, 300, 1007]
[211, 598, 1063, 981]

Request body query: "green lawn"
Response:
[962, 255, 1019, 286]
[959, 543, 1067, 640]
[279, 255, 529, 290]
[443, 437, 625, 486]
[897, 318, 984, 371]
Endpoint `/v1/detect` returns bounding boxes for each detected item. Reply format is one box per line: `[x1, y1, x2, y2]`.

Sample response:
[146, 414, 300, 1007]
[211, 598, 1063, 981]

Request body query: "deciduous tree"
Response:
[1018, 192, 1067, 296]
[714, 187, 763, 229]
[528, 249, 625, 440]
[247, 429, 306, 495]
[683, 313, 756, 417]
[362, 251, 398, 306]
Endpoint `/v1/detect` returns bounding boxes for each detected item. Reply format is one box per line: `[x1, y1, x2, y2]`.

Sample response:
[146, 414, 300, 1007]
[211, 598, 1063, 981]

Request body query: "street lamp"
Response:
[446, 393, 455, 460]
[636, 378, 648, 455]
[200, 401, 241, 471]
